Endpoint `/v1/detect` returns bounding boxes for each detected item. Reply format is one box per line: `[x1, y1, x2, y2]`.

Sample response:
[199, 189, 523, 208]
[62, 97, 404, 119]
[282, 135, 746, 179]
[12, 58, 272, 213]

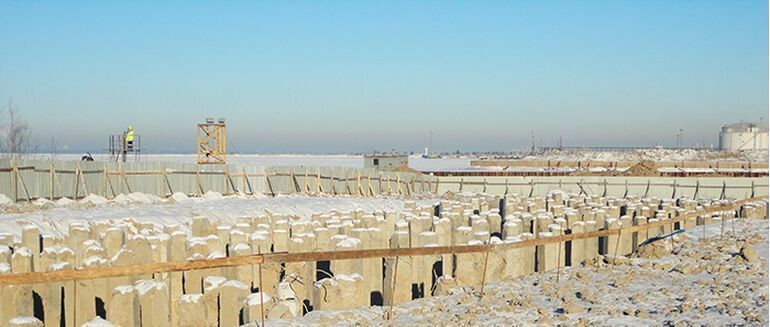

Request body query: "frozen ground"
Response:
[0, 192, 438, 239]
[268, 218, 769, 326]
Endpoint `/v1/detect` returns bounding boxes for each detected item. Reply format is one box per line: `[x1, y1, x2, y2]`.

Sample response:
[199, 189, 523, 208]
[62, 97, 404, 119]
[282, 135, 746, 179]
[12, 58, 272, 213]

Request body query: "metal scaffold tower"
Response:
[108, 129, 141, 162]
[197, 117, 226, 164]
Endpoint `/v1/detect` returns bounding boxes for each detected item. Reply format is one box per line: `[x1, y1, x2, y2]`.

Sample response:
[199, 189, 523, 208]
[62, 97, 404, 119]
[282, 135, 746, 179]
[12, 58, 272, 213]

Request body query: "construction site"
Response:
[1, 1, 768, 326]
[0, 115, 761, 327]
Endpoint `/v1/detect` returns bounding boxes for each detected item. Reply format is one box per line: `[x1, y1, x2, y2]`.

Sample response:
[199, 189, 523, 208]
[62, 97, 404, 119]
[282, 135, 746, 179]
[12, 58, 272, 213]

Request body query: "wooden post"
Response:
[644, 179, 650, 198]
[479, 249, 490, 296]
[528, 179, 535, 197]
[367, 173, 374, 196]
[459, 178, 464, 192]
[258, 263, 265, 327]
[611, 228, 622, 270]
[304, 169, 309, 193]
[121, 165, 132, 194]
[316, 168, 322, 194]
[79, 163, 89, 196]
[162, 167, 173, 197]
[244, 169, 254, 195]
[356, 172, 362, 196]
[72, 164, 79, 200]
[671, 181, 677, 199]
[54, 166, 64, 198]
[11, 161, 17, 202]
[720, 181, 726, 200]
[623, 179, 629, 198]
[50, 164, 55, 200]
[196, 167, 203, 195]
[387, 257, 399, 320]
[101, 167, 107, 197]
[105, 168, 116, 198]
[602, 179, 608, 197]
[14, 165, 31, 202]
[290, 169, 299, 194]
[693, 180, 700, 199]
[227, 170, 239, 194]
[265, 172, 275, 196]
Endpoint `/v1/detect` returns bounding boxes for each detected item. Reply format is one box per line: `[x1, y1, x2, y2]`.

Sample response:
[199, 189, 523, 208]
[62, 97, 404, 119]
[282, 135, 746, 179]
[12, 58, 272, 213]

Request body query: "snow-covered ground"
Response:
[36, 153, 475, 171]
[266, 218, 769, 326]
[29, 148, 768, 173]
[519, 148, 768, 163]
[0, 192, 437, 239]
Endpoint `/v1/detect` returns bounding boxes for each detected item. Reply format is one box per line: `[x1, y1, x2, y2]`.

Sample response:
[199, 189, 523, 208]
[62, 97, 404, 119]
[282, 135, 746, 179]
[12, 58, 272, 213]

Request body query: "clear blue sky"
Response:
[0, 1, 767, 153]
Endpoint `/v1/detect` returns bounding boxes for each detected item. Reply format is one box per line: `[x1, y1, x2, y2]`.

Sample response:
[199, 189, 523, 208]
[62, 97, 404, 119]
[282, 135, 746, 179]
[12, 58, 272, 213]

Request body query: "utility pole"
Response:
[530, 130, 535, 153]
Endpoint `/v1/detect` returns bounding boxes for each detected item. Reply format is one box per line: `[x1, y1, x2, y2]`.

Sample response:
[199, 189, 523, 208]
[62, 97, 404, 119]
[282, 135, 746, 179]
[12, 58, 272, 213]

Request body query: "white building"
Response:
[719, 122, 769, 151]
[363, 153, 409, 170]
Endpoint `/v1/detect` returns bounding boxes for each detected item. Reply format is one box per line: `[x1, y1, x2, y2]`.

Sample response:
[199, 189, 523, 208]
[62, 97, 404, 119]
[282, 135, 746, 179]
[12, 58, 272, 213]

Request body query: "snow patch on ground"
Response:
[0, 193, 437, 239]
[262, 218, 769, 326]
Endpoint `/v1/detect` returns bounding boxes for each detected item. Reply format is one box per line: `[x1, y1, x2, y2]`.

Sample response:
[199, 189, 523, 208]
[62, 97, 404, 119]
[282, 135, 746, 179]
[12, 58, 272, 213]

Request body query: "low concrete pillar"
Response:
[191, 216, 215, 238]
[618, 216, 633, 256]
[536, 230, 559, 272]
[383, 231, 411, 306]
[209, 279, 249, 327]
[454, 240, 485, 287]
[102, 228, 124, 260]
[268, 281, 301, 319]
[8, 317, 43, 327]
[21, 226, 40, 271]
[107, 285, 139, 327]
[136, 279, 169, 327]
[603, 218, 620, 255]
[243, 292, 272, 324]
[313, 274, 365, 310]
[331, 237, 362, 276]
[177, 294, 217, 327]
[633, 216, 648, 250]
[570, 222, 586, 265]
[4, 248, 33, 320]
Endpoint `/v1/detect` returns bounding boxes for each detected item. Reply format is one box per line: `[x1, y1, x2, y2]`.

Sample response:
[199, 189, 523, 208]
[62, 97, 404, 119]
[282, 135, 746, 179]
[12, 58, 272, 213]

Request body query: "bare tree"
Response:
[1, 100, 37, 160]
[48, 136, 59, 161]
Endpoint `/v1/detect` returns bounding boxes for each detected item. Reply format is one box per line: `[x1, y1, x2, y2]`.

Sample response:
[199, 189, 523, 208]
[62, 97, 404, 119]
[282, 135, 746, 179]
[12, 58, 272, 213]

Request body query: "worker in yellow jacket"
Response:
[125, 125, 135, 150]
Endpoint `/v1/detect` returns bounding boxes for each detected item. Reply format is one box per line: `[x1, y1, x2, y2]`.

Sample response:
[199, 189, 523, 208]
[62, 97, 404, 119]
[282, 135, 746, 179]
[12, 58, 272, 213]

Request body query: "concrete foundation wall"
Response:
[0, 192, 766, 326]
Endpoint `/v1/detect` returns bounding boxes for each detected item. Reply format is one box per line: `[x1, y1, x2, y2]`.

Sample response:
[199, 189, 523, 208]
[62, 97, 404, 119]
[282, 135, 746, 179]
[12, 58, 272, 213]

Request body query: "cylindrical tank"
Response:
[719, 122, 769, 151]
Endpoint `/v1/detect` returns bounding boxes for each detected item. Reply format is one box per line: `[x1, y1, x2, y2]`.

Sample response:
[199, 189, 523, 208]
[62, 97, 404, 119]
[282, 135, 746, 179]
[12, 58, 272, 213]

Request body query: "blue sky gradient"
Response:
[0, 1, 767, 153]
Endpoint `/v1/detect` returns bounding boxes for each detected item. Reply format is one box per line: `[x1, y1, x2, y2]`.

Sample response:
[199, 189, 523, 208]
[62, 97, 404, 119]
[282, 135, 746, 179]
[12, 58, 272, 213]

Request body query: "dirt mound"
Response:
[632, 240, 672, 259]
[390, 164, 421, 174]
[624, 160, 658, 176]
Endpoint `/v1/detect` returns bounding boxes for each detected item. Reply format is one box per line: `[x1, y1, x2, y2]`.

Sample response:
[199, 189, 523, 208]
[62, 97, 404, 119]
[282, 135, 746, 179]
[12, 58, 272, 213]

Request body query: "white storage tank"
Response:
[719, 122, 769, 152]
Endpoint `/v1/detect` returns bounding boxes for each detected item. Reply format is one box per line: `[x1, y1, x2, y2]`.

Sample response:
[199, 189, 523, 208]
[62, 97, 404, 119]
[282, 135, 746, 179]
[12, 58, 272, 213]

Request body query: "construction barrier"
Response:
[0, 159, 437, 201]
